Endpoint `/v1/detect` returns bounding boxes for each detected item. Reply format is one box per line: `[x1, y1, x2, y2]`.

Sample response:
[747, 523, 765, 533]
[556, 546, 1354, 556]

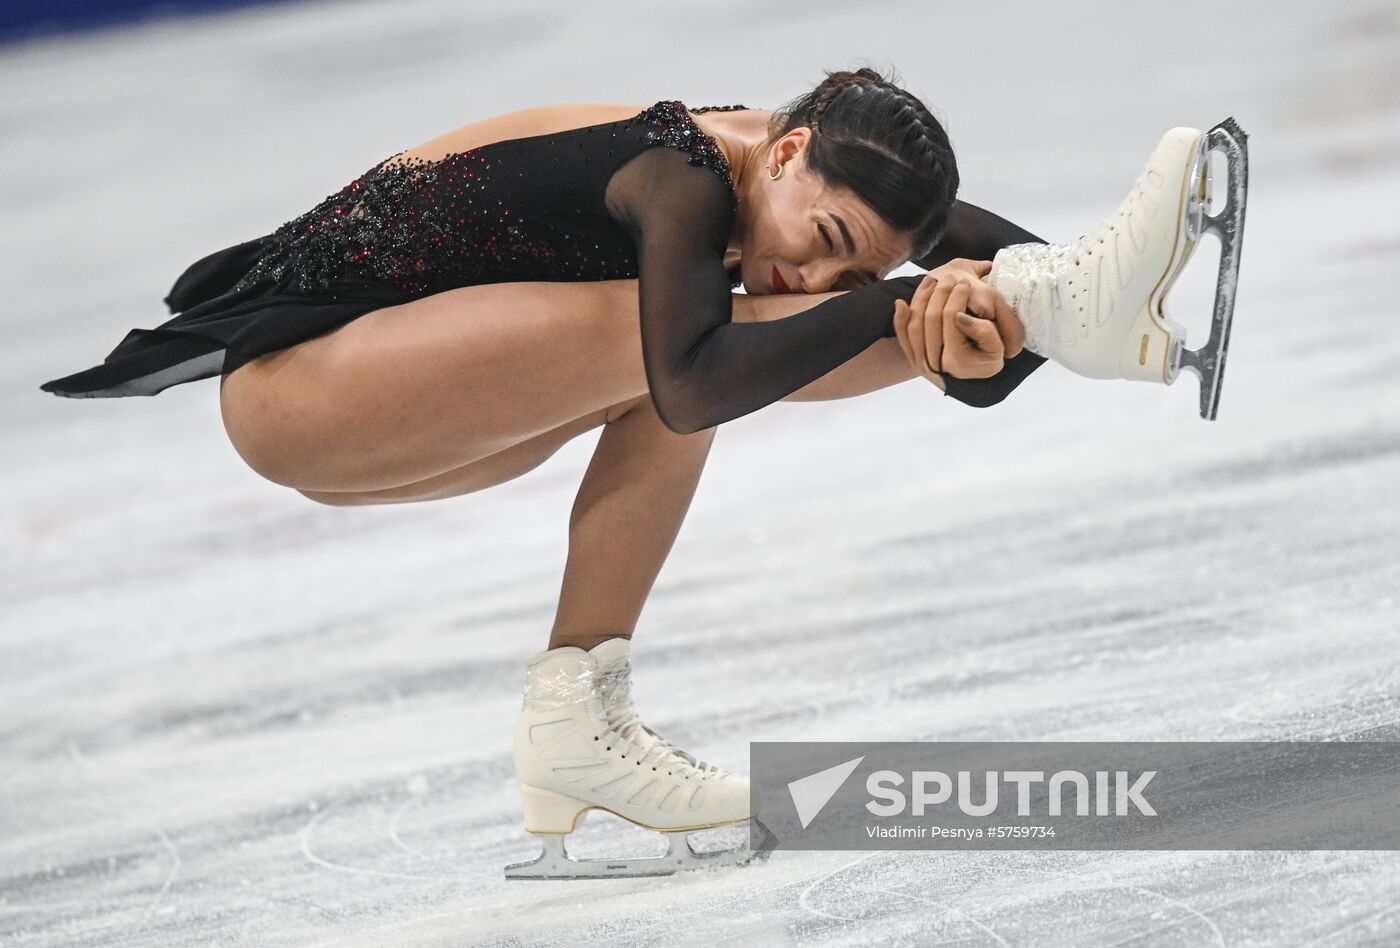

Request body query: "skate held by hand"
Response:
[893, 259, 1025, 383]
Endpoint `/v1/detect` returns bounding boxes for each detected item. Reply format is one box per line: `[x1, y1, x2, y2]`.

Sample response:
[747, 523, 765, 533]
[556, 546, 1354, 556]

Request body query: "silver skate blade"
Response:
[1177, 117, 1248, 421]
[504, 819, 773, 880]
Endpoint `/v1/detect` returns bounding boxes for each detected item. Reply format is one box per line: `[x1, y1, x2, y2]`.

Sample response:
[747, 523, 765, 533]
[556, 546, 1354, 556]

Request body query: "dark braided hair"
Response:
[768, 65, 959, 263]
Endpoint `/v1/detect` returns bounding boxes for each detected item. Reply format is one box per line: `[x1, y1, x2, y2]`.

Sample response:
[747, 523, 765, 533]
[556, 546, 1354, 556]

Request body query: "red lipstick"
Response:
[771, 266, 791, 294]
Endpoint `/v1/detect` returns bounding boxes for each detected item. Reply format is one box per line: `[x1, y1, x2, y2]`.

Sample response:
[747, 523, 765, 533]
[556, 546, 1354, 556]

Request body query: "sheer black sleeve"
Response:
[911, 199, 1045, 270]
[608, 149, 1053, 431]
[607, 145, 930, 434]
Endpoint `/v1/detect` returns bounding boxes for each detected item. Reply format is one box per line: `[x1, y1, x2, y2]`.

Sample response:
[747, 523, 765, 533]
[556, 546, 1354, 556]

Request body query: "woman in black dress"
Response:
[41, 65, 1043, 642]
[41, 67, 1052, 871]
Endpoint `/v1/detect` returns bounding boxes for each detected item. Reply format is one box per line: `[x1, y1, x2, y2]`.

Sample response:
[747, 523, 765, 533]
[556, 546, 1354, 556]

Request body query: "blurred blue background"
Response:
[2, 0, 285, 43]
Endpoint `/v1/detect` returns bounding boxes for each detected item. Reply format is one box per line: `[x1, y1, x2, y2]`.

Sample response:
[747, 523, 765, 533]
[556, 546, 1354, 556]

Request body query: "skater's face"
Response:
[740, 128, 914, 296]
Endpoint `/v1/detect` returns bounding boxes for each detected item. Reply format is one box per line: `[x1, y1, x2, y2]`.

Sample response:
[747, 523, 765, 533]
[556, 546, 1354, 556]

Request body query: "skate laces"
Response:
[596, 704, 725, 778]
[594, 660, 726, 780]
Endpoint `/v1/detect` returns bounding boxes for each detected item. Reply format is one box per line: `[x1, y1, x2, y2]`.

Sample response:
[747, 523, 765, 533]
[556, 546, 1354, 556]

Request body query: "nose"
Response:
[797, 260, 844, 294]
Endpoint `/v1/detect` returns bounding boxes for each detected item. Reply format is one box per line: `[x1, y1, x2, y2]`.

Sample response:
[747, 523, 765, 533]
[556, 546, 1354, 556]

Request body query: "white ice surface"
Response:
[4, 1, 1400, 945]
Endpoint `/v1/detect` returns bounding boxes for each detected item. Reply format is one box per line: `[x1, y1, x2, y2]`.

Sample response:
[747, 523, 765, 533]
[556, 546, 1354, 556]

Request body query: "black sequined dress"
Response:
[39, 100, 1046, 426]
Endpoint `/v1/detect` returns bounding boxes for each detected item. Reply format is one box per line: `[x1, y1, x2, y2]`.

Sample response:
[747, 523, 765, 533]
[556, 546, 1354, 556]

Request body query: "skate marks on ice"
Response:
[8, 0, 1400, 945]
[64, 736, 184, 924]
[765, 850, 1400, 948]
[789, 854, 1212, 947]
[1, 749, 477, 945]
[0, 736, 182, 933]
[8, 408, 1400, 944]
[796, 852, 1014, 945]
[295, 848, 1399, 947]
[299, 795, 474, 885]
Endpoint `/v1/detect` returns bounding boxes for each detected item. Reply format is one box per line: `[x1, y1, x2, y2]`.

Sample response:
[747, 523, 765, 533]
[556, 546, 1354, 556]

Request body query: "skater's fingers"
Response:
[921, 305, 947, 380]
[949, 316, 1005, 379]
[941, 280, 973, 336]
[906, 293, 932, 377]
[940, 281, 976, 376]
[892, 300, 918, 375]
[945, 315, 999, 379]
[911, 272, 938, 325]
[919, 283, 948, 377]
[928, 261, 979, 288]
[943, 280, 1007, 379]
[956, 313, 1006, 360]
[910, 274, 940, 375]
[925, 275, 954, 317]
[986, 288, 1025, 358]
[894, 300, 941, 386]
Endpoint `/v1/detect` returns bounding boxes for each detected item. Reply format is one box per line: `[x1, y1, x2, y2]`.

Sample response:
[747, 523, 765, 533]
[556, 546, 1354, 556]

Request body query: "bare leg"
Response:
[219, 279, 648, 493]
[221, 275, 918, 496]
[297, 405, 614, 506]
[282, 287, 915, 656]
[547, 392, 716, 651]
[302, 389, 716, 654]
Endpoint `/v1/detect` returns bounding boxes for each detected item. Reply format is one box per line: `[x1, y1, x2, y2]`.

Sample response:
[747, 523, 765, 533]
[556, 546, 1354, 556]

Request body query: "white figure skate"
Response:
[505, 637, 771, 879]
[987, 118, 1248, 419]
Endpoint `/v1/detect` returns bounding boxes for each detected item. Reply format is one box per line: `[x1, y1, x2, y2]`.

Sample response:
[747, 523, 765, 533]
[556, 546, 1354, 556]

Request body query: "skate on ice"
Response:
[505, 637, 772, 879]
[986, 118, 1248, 419]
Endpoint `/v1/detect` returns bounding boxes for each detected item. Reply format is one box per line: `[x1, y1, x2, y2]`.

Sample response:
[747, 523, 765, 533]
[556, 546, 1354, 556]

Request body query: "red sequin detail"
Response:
[231, 100, 748, 299]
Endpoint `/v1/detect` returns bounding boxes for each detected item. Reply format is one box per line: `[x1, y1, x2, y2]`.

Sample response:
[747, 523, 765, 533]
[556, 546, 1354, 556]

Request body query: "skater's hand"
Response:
[892, 260, 1024, 382]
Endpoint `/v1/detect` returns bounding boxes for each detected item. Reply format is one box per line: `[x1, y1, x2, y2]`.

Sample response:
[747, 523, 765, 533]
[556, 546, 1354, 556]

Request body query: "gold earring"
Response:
[768, 164, 784, 181]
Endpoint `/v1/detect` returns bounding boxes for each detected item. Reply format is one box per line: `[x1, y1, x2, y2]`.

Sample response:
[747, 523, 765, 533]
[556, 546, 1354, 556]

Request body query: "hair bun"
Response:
[812, 67, 887, 122]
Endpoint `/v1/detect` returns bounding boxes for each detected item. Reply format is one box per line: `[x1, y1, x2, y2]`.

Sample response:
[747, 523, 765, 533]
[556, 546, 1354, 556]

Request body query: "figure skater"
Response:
[39, 65, 1245, 878]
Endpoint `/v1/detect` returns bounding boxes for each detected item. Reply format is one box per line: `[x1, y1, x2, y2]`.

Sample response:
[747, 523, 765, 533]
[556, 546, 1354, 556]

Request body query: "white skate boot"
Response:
[505, 637, 767, 879]
[988, 118, 1248, 419]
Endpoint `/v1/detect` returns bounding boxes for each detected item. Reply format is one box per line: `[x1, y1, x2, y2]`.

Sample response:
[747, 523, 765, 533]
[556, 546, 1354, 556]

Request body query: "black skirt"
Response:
[38, 238, 414, 398]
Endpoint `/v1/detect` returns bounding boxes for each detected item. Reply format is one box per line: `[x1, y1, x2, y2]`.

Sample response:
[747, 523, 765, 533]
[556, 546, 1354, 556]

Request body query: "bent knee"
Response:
[605, 392, 652, 424]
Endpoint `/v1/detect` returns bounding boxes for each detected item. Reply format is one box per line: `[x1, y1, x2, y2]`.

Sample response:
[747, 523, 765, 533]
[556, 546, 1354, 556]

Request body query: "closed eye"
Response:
[821, 224, 876, 287]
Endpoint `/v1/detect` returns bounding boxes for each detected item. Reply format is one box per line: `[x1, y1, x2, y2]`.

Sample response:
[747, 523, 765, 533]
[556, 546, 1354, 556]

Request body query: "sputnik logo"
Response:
[787, 756, 865, 830]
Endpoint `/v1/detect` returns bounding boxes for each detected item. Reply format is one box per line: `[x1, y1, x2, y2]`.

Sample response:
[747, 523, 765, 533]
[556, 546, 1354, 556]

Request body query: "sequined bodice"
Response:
[230, 101, 749, 298]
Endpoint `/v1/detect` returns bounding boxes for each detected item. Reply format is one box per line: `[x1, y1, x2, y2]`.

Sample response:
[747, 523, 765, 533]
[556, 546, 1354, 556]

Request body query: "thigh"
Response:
[220, 279, 648, 493]
[297, 400, 635, 506]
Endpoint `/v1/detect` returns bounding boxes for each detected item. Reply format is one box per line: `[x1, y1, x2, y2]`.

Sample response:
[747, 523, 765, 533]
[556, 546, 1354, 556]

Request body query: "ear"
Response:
[768, 127, 813, 175]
